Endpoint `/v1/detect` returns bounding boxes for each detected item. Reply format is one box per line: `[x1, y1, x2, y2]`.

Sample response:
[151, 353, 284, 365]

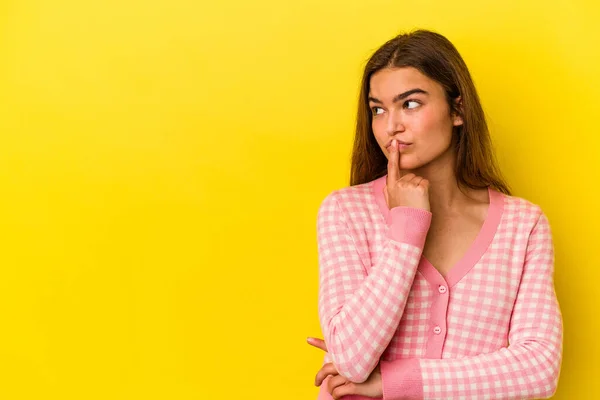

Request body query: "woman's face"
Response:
[368, 67, 463, 172]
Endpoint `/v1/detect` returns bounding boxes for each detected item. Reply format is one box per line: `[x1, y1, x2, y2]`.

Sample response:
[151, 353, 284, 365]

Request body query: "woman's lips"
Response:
[386, 142, 412, 151]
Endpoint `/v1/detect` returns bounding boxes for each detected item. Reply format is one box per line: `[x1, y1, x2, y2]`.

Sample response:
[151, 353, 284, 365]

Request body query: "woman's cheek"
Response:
[372, 123, 386, 145]
[372, 119, 383, 133]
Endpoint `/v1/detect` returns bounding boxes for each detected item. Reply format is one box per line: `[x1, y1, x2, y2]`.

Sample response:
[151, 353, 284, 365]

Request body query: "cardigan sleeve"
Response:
[379, 210, 563, 400]
[317, 191, 432, 383]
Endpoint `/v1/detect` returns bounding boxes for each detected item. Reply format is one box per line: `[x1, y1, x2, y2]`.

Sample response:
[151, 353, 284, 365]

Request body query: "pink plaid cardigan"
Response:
[316, 174, 563, 399]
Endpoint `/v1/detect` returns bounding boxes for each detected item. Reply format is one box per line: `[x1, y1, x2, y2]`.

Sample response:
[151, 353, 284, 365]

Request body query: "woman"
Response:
[306, 30, 563, 400]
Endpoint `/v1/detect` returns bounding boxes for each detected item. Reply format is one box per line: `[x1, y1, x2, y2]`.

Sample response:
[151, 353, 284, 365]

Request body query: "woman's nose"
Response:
[386, 110, 405, 135]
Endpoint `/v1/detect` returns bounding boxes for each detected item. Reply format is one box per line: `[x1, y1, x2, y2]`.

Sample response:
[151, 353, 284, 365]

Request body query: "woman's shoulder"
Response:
[497, 189, 546, 224]
[319, 176, 381, 205]
[317, 178, 381, 217]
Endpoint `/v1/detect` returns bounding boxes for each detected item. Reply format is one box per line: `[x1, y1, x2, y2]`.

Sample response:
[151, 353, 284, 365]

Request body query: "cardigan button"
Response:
[438, 285, 447, 294]
[433, 326, 442, 334]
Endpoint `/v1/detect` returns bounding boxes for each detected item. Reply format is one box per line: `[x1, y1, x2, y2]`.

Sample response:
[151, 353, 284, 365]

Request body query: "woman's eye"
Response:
[372, 107, 384, 115]
[405, 100, 420, 109]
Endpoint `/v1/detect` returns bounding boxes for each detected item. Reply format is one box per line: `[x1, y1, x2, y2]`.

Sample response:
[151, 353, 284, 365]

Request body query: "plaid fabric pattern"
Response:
[316, 175, 563, 400]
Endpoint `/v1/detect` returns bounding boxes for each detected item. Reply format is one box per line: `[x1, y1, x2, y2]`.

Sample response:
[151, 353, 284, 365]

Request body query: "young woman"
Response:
[306, 30, 563, 400]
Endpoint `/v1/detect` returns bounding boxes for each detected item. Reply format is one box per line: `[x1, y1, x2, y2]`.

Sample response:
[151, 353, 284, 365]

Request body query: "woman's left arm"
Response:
[379, 210, 564, 400]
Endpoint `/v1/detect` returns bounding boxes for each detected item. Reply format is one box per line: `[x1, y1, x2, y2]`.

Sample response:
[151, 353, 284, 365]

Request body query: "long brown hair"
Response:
[350, 29, 511, 195]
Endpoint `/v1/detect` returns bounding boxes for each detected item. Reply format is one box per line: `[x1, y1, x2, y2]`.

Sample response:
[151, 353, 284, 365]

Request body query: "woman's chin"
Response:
[385, 153, 428, 172]
[399, 161, 422, 171]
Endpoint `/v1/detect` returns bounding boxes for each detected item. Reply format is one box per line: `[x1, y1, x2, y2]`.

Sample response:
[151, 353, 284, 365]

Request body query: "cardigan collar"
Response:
[371, 174, 505, 288]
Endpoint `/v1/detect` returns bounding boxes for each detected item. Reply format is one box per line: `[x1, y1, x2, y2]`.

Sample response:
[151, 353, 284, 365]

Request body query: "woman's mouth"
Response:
[386, 142, 412, 151]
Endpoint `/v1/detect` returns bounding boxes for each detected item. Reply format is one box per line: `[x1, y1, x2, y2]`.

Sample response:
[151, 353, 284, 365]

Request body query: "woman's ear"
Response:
[452, 96, 463, 126]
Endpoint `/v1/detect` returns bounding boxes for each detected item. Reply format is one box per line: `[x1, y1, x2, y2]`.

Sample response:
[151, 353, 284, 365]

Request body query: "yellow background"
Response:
[0, 0, 598, 398]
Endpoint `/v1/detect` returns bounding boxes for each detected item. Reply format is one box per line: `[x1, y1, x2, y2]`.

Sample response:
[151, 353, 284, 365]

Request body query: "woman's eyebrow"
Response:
[368, 88, 429, 104]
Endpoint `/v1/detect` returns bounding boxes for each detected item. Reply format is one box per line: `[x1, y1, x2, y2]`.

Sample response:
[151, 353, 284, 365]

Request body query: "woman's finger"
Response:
[332, 381, 359, 399]
[327, 374, 350, 398]
[411, 176, 424, 187]
[306, 337, 328, 352]
[386, 140, 400, 187]
[399, 172, 416, 182]
[315, 363, 339, 386]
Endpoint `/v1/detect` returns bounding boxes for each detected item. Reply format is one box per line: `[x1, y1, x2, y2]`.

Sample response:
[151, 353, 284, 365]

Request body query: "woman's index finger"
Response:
[387, 140, 401, 185]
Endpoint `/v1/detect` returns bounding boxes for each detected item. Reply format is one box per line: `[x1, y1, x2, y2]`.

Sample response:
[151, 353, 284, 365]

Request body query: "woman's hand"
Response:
[384, 139, 430, 211]
[307, 337, 383, 399]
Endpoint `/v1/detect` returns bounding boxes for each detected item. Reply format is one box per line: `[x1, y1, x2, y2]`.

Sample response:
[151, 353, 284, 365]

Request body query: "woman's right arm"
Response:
[317, 191, 431, 384]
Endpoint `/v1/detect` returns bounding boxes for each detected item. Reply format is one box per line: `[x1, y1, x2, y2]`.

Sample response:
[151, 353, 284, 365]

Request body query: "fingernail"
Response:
[307, 337, 313, 343]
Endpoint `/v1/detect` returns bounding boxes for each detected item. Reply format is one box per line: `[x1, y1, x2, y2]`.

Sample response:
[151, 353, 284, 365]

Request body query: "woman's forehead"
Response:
[369, 67, 442, 99]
